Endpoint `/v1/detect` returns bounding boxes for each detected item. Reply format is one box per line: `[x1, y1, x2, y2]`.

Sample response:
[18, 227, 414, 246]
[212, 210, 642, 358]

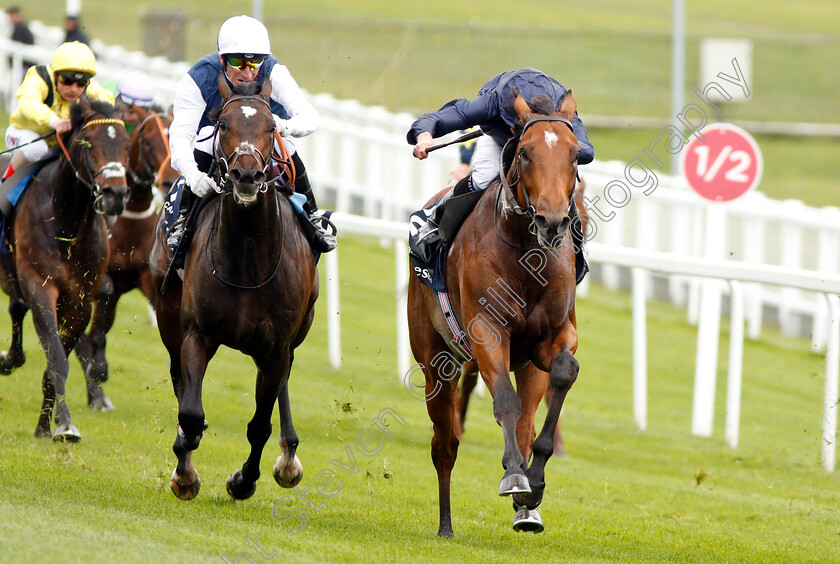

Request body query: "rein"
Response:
[495, 115, 577, 251]
[203, 93, 285, 289]
[210, 95, 276, 194]
[55, 117, 128, 215]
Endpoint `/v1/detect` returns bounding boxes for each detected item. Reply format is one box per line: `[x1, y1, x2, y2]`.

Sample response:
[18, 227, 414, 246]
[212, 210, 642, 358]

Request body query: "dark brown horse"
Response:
[75, 105, 179, 410]
[0, 96, 130, 440]
[149, 76, 318, 500]
[408, 93, 582, 536]
[455, 176, 589, 458]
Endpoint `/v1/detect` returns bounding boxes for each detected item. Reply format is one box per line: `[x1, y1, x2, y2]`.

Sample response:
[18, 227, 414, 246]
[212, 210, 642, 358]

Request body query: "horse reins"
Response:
[495, 115, 579, 252]
[204, 93, 288, 289]
[55, 117, 128, 214]
[210, 95, 277, 194]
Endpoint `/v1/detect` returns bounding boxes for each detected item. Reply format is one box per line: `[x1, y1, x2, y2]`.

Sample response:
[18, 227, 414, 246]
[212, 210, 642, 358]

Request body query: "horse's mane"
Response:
[208, 81, 265, 123]
[69, 98, 117, 130]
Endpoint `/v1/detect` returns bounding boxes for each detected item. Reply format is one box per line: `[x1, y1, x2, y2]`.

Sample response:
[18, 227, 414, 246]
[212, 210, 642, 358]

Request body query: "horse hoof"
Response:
[90, 395, 115, 412]
[273, 454, 303, 488]
[226, 470, 257, 500]
[498, 473, 530, 496]
[0, 350, 23, 375]
[170, 468, 201, 500]
[85, 361, 109, 383]
[52, 423, 82, 442]
[34, 425, 52, 439]
[512, 507, 544, 533]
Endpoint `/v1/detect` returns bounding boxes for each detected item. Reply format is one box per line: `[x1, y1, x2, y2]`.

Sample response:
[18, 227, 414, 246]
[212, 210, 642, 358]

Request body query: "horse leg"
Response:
[509, 364, 549, 533]
[170, 331, 215, 500]
[0, 293, 28, 374]
[85, 274, 115, 383]
[512, 348, 579, 532]
[543, 384, 567, 458]
[226, 357, 288, 499]
[27, 286, 82, 441]
[273, 364, 303, 489]
[409, 283, 462, 537]
[455, 364, 479, 439]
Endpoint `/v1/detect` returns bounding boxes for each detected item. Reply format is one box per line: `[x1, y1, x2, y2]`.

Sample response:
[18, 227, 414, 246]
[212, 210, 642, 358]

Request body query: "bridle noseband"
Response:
[496, 115, 579, 250]
[208, 95, 275, 194]
[56, 117, 128, 214]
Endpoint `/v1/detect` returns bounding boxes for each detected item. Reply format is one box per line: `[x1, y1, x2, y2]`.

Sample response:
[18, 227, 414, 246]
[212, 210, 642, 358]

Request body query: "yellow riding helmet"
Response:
[51, 42, 97, 77]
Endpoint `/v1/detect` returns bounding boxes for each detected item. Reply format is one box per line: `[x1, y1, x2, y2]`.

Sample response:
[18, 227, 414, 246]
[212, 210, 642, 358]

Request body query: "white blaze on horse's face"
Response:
[107, 126, 116, 139]
[241, 106, 257, 119]
[544, 130, 559, 150]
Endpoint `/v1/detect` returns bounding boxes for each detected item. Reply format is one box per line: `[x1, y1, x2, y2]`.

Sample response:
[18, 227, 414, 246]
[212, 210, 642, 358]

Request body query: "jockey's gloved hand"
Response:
[273, 115, 292, 137]
[184, 167, 219, 198]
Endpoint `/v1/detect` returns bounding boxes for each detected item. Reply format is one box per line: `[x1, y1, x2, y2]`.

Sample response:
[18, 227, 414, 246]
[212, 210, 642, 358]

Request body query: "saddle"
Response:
[408, 189, 484, 292]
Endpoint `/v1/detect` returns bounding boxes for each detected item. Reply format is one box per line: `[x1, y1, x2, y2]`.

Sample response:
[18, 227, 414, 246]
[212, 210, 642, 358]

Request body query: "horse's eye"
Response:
[519, 148, 530, 162]
[218, 121, 227, 132]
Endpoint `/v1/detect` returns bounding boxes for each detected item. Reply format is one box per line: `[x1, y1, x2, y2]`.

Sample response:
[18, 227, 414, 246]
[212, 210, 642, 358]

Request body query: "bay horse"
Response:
[149, 76, 318, 500]
[455, 176, 589, 458]
[408, 93, 582, 536]
[75, 105, 179, 410]
[0, 96, 130, 440]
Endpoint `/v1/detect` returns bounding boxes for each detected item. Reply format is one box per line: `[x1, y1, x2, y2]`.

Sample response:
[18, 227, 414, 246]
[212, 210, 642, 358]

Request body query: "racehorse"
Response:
[0, 96, 130, 440]
[149, 76, 318, 500]
[408, 92, 582, 536]
[75, 105, 179, 410]
[455, 176, 589, 458]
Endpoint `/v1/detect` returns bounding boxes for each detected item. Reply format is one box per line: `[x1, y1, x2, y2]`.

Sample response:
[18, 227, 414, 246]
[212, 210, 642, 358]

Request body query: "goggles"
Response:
[224, 54, 267, 71]
[56, 72, 91, 88]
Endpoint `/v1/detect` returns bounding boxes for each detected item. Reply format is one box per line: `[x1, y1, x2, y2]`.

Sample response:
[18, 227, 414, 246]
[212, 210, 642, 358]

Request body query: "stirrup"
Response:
[166, 215, 186, 253]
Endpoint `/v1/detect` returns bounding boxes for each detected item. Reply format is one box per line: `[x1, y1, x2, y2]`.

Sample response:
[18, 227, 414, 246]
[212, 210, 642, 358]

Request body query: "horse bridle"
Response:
[209, 95, 275, 194]
[128, 112, 172, 190]
[495, 115, 579, 250]
[56, 117, 128, 214]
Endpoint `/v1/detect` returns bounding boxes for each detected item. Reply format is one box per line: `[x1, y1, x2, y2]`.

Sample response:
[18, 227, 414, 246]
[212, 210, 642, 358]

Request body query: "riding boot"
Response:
[569, 198, 589, 285]
[291, 155, 337, 253]
[413, 176, 472, 261]
[166, 184, 194, 253]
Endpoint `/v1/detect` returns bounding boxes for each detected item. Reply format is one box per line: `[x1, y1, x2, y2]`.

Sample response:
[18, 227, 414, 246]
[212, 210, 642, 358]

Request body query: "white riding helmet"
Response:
[116, 70, 154, 107]
[217, 15, 271, 56]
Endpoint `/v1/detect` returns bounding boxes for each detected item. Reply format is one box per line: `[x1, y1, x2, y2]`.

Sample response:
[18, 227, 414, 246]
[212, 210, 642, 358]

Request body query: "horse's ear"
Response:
[558, 91, 577, 119]
[260, 74, 272, 103]
[218, 71, 233, 102]
[79, 94, 92, 113]
[514, 93, 533, 124]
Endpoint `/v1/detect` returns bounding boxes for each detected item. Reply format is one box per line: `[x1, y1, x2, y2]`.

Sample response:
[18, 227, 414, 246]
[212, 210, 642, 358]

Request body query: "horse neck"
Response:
[53, 156, 97, 236]
[214, 190, 284, 277]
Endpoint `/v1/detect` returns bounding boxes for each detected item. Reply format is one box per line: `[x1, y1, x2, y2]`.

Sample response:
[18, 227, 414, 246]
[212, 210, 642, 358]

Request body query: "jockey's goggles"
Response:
[56, 71, 91, 88]
[224, 54, 267, 71]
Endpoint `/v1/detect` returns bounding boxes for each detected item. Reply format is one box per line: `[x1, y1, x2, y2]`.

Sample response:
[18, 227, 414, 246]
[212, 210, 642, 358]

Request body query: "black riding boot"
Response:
[412, 176, 472, 262]
[291, 154, 336, 254]
[166, 186, 194, 253]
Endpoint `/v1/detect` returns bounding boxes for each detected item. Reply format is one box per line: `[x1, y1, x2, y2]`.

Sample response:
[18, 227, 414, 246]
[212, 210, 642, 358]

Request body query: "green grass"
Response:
[1, 236, 838, 562]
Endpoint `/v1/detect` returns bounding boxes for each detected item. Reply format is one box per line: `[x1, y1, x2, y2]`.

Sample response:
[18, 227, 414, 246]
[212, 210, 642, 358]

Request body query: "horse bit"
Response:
[498, 115, 579, 248]
[210, 95, 275, 194]
[57, 117, 128, 215]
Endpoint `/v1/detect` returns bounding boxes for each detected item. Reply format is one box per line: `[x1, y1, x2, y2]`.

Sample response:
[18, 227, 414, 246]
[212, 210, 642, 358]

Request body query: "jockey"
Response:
[167, 14, 336, 254]
[407, 68, 594, 275]
[1, 41, 115, 209]
[115, 70, 155, 133]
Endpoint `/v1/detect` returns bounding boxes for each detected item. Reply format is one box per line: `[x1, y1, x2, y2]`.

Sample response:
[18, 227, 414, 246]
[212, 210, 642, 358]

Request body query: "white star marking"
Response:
[544, 130, 558, 149]
[241, 106, 257, 118]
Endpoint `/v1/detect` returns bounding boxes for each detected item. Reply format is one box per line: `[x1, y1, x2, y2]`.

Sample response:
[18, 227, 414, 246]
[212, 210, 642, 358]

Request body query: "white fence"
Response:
[325, 212, 840, 472]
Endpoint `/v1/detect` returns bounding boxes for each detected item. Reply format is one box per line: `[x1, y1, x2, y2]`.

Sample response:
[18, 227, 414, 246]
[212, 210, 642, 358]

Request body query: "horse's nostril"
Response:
[534, 215, 550, 230]
[559, 216, 571, 232]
